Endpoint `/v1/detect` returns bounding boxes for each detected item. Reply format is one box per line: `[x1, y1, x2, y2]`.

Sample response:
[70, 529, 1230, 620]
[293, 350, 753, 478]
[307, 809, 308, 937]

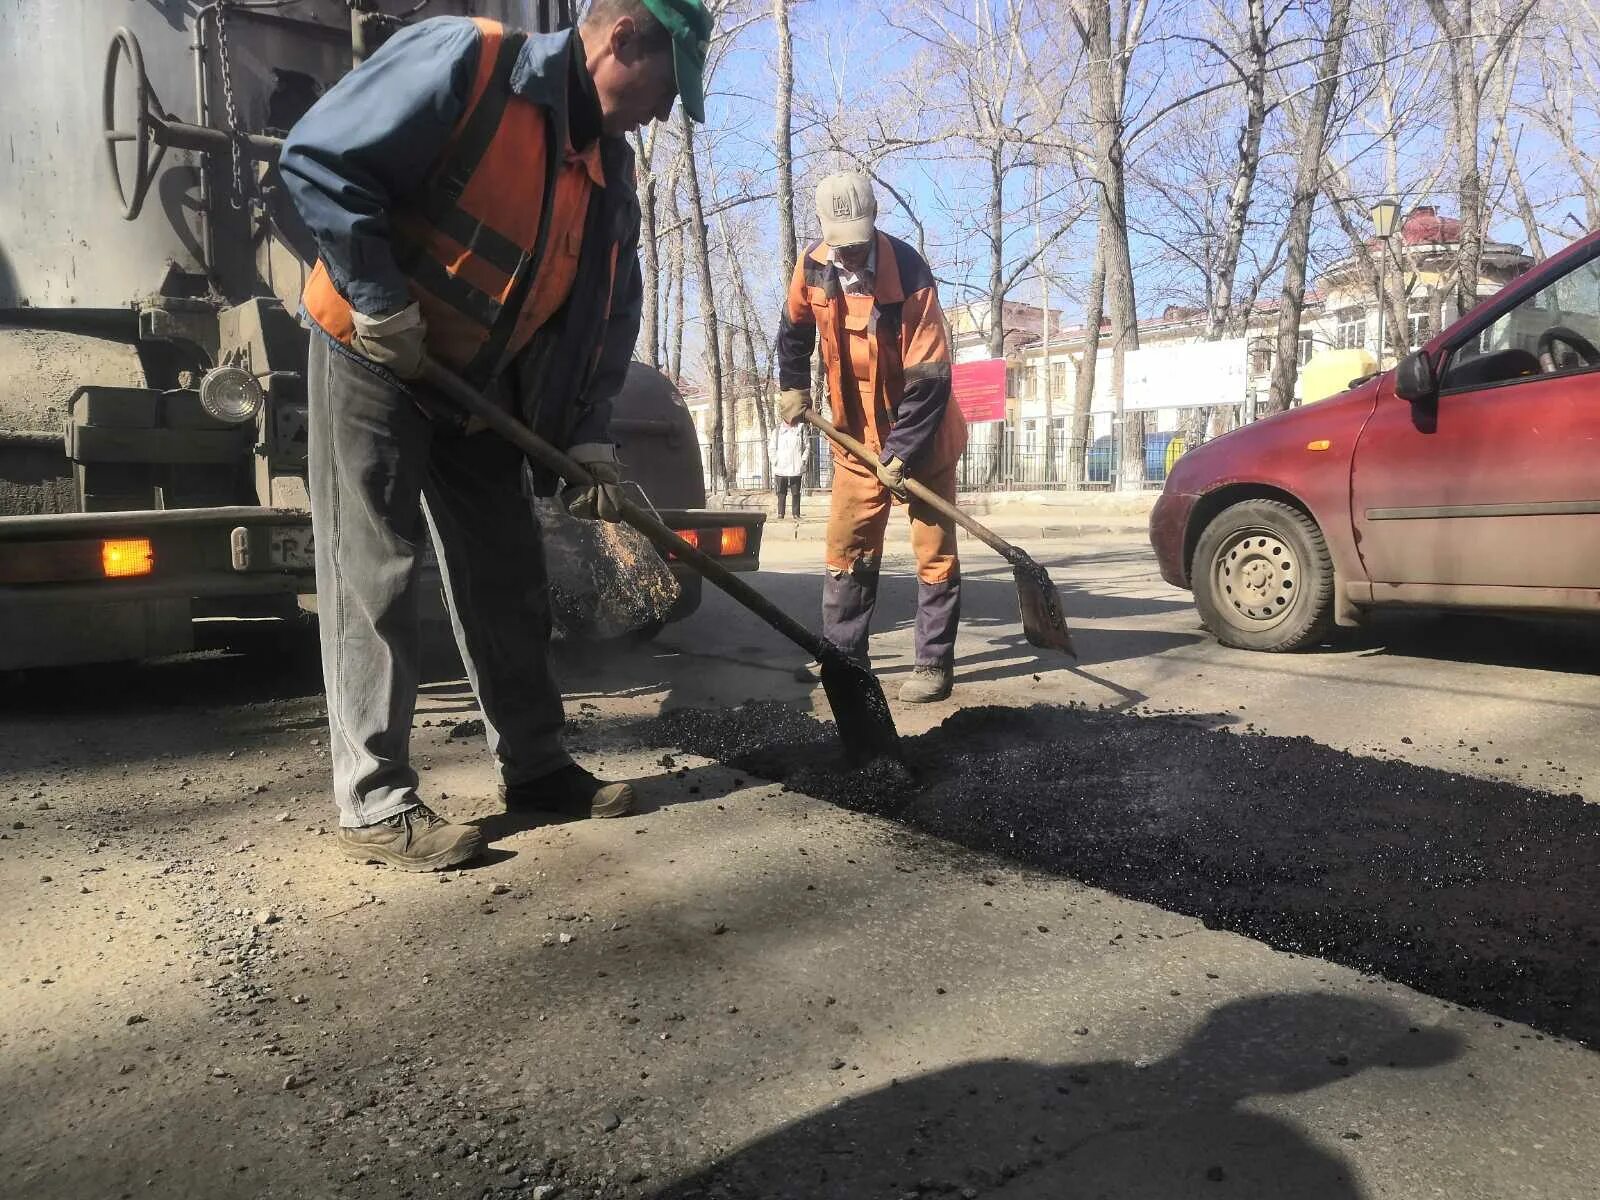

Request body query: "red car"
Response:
[1151, 231, 1600, 651]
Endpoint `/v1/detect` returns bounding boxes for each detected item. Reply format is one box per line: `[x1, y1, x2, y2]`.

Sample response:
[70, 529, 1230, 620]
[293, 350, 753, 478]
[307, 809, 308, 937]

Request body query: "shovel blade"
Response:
[819, 654, 904, 765]
[1011, 556, 1077, 658]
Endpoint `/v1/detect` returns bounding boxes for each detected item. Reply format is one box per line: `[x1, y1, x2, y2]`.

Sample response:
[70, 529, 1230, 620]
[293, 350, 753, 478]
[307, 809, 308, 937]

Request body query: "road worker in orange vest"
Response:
[279, 0, 712, 871]
[777, 172, 968, 703]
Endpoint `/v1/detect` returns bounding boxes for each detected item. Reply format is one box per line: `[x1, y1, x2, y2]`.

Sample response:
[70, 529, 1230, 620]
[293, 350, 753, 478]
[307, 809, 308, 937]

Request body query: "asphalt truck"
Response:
[0, 0, 761, 671]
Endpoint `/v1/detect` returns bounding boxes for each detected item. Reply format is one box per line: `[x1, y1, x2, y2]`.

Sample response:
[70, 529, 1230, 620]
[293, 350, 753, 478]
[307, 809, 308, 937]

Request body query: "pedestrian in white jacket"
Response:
[772, 423, 810, 520]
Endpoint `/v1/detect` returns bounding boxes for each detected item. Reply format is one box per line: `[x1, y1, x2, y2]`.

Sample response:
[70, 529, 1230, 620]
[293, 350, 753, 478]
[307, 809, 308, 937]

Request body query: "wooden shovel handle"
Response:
[799, 409, 1015, 559]
[421, 358, 833, 661]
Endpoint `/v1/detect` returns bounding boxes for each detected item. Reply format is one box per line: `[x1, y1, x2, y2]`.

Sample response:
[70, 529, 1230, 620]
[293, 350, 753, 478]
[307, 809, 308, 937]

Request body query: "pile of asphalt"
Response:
[646, 701, 1599, 1046]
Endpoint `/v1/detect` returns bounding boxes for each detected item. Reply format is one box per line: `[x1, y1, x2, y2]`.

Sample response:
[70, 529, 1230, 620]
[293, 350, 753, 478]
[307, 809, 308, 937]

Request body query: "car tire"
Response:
[1192, 499, 1334, 652]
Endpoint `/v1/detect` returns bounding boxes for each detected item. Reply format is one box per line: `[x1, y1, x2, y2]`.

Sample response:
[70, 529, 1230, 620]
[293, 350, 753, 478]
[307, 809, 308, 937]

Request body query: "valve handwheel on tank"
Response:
[103, 27, 170, 222]
[102, 26, 286, 223]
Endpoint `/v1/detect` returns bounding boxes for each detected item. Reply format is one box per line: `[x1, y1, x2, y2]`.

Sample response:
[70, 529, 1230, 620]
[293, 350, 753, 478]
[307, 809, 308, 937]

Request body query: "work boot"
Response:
[336, 804, 483, 872]
[500, 763, 634, 819]
[898, 663, 954, 703]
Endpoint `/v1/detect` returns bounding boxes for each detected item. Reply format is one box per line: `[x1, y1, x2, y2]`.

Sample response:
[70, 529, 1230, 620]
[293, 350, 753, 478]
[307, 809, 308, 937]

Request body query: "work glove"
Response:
[350, 302, 426, 379]
[778, 388, 812, 426]
[563, 443, 626, 523]
[876, 455, 909, 499]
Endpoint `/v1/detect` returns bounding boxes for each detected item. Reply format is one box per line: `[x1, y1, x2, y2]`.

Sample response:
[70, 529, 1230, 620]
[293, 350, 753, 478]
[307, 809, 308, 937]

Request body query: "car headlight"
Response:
[199, 366, 265, 425]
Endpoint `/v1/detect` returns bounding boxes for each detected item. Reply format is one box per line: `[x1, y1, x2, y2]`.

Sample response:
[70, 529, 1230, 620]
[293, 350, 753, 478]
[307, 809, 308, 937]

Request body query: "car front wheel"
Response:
[1192, 499, 1334, 652]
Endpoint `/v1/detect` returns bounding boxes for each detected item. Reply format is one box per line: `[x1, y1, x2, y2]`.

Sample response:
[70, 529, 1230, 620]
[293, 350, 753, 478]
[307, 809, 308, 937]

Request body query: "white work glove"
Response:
[778, 388, 812, 426]
[876, 455, 908, 499]
[563, 443, 626, 523]
[350, 302, 426, 379]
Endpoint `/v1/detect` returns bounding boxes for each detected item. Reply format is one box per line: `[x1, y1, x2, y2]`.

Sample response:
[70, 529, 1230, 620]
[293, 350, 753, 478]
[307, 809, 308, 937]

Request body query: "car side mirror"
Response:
[1394, 349, 1437, 403]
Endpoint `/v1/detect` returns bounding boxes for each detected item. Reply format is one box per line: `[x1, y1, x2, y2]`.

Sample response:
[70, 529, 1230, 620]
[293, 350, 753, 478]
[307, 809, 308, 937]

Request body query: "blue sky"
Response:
[655, 0, 1589, 371]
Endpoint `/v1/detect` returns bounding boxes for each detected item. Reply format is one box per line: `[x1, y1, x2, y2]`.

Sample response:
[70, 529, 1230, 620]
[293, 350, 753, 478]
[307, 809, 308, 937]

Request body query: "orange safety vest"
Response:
[302, 18, 608, 385]
[785, 232, 966, 471]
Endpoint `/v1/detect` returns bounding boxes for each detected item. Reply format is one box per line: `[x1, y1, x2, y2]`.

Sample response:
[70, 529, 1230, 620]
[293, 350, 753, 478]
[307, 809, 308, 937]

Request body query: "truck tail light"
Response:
[101, 538, 154, 578]
[0, 538, 154, 584]
[666, 527, 751, 560]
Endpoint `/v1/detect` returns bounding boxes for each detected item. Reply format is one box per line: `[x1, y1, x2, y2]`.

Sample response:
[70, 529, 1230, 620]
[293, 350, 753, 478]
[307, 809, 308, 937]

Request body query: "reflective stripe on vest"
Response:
[302, 18, 583, 385]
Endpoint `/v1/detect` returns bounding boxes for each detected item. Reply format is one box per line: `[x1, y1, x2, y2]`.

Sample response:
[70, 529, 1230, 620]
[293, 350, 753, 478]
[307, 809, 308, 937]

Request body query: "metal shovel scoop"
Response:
[421, 359, 905, 765]
[801, 410, 1077, 658]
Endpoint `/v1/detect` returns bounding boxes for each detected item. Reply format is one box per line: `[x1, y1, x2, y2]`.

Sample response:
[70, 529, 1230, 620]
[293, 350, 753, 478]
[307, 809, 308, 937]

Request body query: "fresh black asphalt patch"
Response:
[646, 702, 1598, 1047]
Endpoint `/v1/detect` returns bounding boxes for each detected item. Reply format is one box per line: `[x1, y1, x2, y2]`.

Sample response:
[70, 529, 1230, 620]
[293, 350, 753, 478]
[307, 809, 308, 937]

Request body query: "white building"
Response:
[683, 207, 1534, 490]
[947, 207, 1533, 486]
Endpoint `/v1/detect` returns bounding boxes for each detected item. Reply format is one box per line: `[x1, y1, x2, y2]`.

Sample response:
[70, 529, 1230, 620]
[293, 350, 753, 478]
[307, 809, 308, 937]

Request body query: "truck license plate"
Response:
[266, 526, 315, 569]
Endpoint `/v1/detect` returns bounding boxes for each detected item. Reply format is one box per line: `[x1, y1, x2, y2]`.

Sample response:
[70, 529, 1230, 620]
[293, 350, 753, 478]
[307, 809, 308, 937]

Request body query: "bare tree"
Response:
[1265, 0, 1354, 415]
[1204, 0, 1274, 341]
[1422, 0, 1540, 316]
[722, 319, 740, 483]
[1068, 0, 1146, 487]
[1521, 3, 1600, 237]
[665, 152, 686, 382]
[1490, 24, 1547, 263]
[773, 0, 799, 283]
[1069, 231, 1106, 484]
[632, 126, 667, 368]
[1135, 0, 1294, 446]
[680, 108, 726, 490]
[1316, 0, 1452, 364]
[725, 215, 775, 487]
[883, 0, 1079, 359]
[792, 13, 934, 258]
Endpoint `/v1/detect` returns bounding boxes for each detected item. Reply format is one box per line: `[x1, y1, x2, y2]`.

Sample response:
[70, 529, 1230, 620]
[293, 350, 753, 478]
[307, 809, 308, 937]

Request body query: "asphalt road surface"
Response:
[3, 529, 1597, 1200]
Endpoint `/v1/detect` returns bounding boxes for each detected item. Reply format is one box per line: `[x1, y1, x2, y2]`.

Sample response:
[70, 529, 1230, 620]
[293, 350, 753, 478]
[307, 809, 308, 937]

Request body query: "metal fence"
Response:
[702, 407, 1245, 496]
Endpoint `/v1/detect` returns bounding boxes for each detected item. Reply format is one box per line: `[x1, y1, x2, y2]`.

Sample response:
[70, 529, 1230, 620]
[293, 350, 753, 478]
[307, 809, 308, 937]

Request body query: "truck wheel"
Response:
[1192, 499, 1334, 652]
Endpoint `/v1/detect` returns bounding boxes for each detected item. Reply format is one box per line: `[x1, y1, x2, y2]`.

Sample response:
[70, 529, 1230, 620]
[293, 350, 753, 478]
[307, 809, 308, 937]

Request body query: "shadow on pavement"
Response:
[1344, 611, 1600, 675]
[0, 551, 1174, 722]
[0, 622, 326, 715]
[665, 566, 1204, 682]
[651, 992, 1462, 1200]
[470, 758, 752, 844]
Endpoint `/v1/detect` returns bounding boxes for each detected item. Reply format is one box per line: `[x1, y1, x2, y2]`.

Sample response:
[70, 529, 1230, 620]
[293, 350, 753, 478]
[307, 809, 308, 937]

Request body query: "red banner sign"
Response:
[952, 358, 1007, 424]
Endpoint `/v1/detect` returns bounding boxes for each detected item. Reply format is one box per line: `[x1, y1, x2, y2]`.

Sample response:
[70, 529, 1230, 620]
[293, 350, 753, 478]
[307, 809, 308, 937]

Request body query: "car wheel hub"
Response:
[1214, 530, 1297, 629]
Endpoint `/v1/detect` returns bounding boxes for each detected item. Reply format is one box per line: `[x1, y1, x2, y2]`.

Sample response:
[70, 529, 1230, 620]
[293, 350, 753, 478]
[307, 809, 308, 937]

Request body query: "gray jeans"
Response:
[307, 333, 570, 827]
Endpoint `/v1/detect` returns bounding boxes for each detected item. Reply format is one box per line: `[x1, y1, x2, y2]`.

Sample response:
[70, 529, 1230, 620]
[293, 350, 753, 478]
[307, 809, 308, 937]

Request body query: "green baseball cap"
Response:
[638, 0, 713, 123]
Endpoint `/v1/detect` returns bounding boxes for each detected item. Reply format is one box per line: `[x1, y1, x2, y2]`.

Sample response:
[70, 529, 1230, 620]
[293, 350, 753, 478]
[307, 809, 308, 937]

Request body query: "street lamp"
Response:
[1370, 198, 1401, 365]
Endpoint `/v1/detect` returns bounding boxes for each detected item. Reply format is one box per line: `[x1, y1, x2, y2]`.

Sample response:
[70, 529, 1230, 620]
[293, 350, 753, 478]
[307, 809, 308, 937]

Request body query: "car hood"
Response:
[1163, 375, 1383, 494]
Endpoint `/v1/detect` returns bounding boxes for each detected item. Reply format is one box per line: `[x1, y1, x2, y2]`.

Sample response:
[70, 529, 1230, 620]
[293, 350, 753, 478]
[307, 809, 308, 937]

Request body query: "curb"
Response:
[758, 520, 1149, 543]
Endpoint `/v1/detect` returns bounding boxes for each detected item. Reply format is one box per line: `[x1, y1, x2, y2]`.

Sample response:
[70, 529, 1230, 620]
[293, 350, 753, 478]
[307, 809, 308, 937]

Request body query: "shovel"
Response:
[419, 358, 904, 764]
[800, 409, 1077, 659]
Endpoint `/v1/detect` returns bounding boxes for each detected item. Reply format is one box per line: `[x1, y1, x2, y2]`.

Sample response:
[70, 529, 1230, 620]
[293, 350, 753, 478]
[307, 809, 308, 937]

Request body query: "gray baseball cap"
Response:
[815, 171, 877, 248]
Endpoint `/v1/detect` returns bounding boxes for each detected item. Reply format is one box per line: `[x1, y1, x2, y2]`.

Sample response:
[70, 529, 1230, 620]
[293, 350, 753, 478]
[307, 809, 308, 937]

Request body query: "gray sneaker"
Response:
[336, 804, 483, 872]
[898, 663, 954, 703]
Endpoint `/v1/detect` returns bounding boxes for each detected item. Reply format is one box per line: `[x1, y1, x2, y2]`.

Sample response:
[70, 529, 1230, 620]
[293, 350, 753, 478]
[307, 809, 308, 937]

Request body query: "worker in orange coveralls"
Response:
[775, 172, 967, 703]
